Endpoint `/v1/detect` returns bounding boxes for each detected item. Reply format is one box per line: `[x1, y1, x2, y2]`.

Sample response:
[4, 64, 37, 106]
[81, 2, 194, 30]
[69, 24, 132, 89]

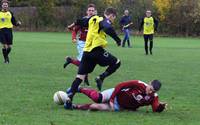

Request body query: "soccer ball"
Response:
[53, 91, 70, 105]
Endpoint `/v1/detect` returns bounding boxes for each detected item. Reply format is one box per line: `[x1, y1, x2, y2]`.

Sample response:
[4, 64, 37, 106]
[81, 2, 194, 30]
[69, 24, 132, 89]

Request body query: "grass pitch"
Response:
[0, 32, 200, 125]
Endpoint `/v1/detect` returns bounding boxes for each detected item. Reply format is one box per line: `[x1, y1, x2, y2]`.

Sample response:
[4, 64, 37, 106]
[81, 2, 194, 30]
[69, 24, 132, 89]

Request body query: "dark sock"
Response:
[145, 41, 148, 55]
[127, 40, 130, 47]
[71, 59, 80, 66]
[99, 61, 121, 80]
[99, 71, 109, 81]
[6, 47, 11, 62]
[2, 48, 7, 61]
[122, 39, 126, 47]
[150, 41, 153, 54]
[6, 47, 11, 55]
[84, 75, 90, 86]
[68, 77, 83, 100]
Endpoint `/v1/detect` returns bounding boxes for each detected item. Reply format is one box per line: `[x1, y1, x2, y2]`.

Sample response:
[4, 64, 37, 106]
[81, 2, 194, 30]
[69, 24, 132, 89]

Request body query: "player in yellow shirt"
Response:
[139, 10, 158, 55]
[0, 0, 21, 63]
[65, 7, 121, 109]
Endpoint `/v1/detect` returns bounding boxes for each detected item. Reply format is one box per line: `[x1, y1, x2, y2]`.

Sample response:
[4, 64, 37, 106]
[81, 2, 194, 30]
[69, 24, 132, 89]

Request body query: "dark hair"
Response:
[151, 80, 161, 91]
[87, 3, 95, 9]
[104, 7, 117, 16]
[1, 0, 9, 3]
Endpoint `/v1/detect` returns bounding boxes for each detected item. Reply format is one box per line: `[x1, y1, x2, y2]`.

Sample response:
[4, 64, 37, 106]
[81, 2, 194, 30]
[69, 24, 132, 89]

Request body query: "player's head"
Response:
[146, 80, 161, 94]
[86, 3, 96, 17]
[1, 0, 9, 11]
[124, 9, 129, 16]
[146, 10, 152, 17]
[104, 7, 117, 23]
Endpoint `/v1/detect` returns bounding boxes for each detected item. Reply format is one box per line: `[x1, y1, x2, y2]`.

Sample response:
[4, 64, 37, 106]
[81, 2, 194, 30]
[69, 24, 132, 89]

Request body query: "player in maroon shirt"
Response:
[65, 80, 167, 112]
[63, 4, 96, 86]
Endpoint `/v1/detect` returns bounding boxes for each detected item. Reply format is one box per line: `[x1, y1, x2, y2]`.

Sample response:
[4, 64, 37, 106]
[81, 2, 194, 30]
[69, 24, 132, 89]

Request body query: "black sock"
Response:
[97, 93, 103, 103]
[2, 48, 7, 61]
[99, 71, 109, 81]
[68, 77, 83, 100]
[122, 40, 126, 47]
[99, 61, 121, 80]
[145, 41, 148, 54]
[84, 75, 90, 86]
[7, 47, 11, 55]
[127, 40, 130, 47]
[150, 41, 153, 54]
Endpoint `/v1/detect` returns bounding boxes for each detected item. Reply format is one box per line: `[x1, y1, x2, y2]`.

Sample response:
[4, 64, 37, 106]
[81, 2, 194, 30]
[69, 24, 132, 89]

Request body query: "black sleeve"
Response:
[153, 17, 159, 31]
[10, 12, 19, 26]
[74, 17, 91, 28]
[99, 20, 121, 46]
[139, 18, 144, 31]
[119, 17, 124, 26]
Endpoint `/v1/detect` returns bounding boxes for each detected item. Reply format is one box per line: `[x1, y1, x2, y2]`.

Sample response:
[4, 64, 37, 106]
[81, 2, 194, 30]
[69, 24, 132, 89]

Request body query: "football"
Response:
[53, 91, 70, 105]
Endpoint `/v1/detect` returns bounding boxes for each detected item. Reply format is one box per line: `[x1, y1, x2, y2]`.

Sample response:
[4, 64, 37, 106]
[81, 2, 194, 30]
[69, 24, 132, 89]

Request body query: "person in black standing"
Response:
[0, 0, 21, 63]
[139, 10, 158, 55]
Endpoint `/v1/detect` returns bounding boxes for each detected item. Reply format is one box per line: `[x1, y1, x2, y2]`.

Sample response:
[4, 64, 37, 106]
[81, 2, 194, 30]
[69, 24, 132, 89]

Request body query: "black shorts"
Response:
[78, 47, 118, 74]
[144, 34, 153, 42]
[0, 28, 13, 45]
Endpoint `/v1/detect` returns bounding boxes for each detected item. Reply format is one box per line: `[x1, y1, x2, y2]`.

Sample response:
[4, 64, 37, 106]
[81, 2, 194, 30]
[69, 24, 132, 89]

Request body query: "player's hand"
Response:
[17, 21, 22, 26]
[67, 26, 72, 31]
[72, 39, 77, 43]
[156, 102, 167, 112]
[160, 102, 168, 110]
[122, 26, 125, 30]
[67, 23, 75, 30]
[109, 101, 114, 111]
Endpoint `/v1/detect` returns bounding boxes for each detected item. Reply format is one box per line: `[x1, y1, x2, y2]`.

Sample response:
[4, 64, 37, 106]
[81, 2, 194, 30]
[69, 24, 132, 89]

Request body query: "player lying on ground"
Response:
[65, 80, 167, 112]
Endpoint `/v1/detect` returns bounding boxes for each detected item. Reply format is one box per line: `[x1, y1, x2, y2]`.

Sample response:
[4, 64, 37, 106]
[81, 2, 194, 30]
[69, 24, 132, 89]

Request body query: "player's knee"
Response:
[76, 74, 86, 81]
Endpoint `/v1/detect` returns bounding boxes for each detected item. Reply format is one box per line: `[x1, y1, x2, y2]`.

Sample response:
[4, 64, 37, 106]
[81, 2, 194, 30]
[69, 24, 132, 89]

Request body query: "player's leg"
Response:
[126, 29, 131, 47]
[76, 40, 85, 61]
[89, 103, 111, 111]
[122, 29, 127, 47]
[79, 87, 103, 103]
[5, 29, 13, 63]
[101, 88, 115, 103]
[149, 34, 154, 55]
[95, 48, 121, 91]
[2, 44, 7, 63]
[65, 52, 96, 109]
[79, 88, 114, 103]
[63, 40, 84, 68]
[144, 35, 149, 55]
[84, 74, 90, 86]
[73, 103, 111, 111]
[0, 30, 8, 63]
[6, 45, 11, 63]
[63, 56, 80, 68]
[64, 74, 86, 109]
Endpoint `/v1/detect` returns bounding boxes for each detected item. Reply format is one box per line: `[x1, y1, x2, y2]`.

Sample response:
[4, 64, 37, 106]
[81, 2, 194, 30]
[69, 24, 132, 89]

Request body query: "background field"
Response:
[0, 32, 200, 125]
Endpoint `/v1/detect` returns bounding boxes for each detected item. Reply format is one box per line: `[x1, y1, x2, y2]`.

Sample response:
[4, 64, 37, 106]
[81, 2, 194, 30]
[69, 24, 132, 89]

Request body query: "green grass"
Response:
[0, 32, 200, 125]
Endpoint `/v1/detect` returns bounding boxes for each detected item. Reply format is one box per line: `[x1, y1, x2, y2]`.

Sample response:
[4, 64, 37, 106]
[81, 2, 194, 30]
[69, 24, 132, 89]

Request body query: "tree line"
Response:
[7, 0, 200, 36]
